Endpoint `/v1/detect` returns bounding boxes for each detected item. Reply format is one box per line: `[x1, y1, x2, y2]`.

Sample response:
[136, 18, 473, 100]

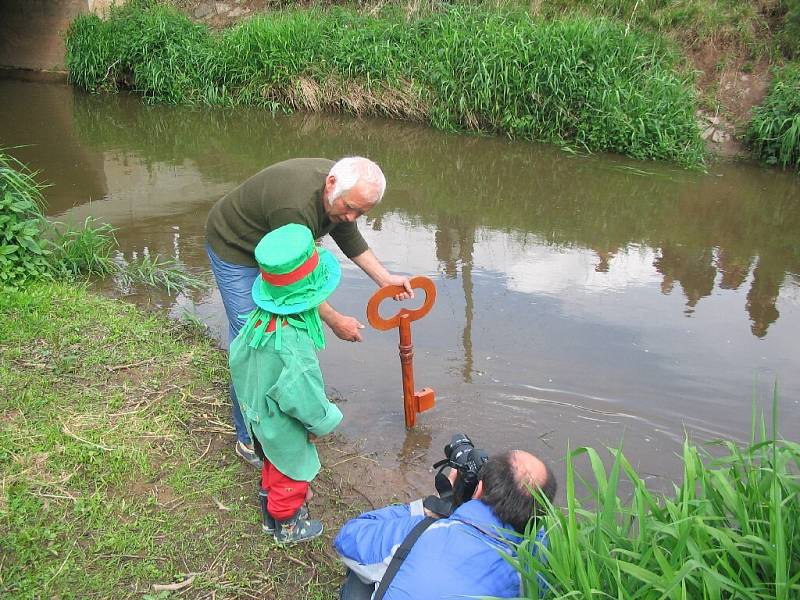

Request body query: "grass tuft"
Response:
[115, 253, 208, 295]
[1, 150, 207, 293]
[48, 217, 118, 279]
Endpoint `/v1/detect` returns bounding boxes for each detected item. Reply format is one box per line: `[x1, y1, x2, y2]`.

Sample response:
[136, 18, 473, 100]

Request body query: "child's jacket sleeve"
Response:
[269, 360, 342, 437]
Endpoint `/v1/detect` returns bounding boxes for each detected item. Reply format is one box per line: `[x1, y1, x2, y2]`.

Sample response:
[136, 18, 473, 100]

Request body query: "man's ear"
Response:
[325, 174, 336, 191]
[472, 480, 484, 500]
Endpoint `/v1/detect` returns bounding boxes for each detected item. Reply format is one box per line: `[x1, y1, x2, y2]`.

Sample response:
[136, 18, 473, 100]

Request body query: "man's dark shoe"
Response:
[274, 510, 323, 544]
[259, 490, 308, 534]
[235, 440, 262, 469]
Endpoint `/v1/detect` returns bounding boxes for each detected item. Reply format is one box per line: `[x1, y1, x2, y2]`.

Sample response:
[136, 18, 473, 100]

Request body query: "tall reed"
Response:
[66, 3, 705, 167]
[512, 393, 800, 598]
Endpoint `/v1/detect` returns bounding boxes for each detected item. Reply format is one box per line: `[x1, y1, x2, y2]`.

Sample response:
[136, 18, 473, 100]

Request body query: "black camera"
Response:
[424, 433, 489, 517]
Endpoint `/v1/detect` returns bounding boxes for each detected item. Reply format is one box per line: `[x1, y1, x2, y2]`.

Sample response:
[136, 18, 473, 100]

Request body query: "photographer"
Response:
[333, 437, 557, 600]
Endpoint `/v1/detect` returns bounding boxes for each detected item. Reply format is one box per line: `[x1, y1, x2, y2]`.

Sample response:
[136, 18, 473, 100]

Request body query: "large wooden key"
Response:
[366, 276, 437, 428]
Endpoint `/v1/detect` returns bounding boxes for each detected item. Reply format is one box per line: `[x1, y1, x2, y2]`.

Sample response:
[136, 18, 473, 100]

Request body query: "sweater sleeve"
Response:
[333, 504, 424, 584]
[329, 222, 368, 258]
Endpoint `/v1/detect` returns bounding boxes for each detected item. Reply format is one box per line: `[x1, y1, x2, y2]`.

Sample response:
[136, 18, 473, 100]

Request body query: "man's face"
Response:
[324, 177, 377, 224]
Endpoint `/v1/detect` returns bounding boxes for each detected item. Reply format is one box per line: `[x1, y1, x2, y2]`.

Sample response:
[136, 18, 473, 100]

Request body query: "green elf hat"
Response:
[251, 223, 341, 315]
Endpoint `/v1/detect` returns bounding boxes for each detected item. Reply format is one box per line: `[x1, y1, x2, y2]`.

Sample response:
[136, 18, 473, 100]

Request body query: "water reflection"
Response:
[435, 215, 476, 382]
[18, 84, 797, 342]
[2, 77, 799, 488]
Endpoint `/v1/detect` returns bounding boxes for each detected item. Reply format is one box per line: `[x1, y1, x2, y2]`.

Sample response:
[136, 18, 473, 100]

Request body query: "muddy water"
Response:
[3, 77, 799, 497]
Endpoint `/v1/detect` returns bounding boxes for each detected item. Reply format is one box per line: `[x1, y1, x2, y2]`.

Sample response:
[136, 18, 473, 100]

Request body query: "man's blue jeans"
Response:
[339, 570, 375, 600]
[205, 243, 258, 446]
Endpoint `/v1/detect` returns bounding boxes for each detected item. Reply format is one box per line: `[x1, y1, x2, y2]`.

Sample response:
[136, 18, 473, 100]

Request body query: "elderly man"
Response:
[334, 450, 557, 600]
[205, 157, 412, 467]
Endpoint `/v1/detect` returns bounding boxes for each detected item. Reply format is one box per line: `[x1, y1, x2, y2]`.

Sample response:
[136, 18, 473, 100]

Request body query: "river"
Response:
[2, 76, 798, 496]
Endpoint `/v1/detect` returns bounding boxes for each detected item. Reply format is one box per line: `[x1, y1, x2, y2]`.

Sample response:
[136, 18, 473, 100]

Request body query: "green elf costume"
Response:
[229, 223, 343, 544]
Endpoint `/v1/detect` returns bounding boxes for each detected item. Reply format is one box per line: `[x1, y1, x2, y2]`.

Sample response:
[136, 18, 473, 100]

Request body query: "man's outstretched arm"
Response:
[351, 249, 414, 301]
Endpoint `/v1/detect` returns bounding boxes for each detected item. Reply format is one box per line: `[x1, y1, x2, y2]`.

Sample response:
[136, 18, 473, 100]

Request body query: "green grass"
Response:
[0, 282, 343, 599]
[526, 0, 775, 59]
[48, 217, 118, 279]
[512, 392, 800, 599]
[747, 62, 800, 172]
[66, 2, 705, 167]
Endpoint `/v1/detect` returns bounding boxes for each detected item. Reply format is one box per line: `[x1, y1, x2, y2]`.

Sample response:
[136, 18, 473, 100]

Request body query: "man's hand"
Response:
[383, 274, 415, 301]
[351, 250, 414, 301]
[423, 507, 441, 518]
[330, 314, 366, 342]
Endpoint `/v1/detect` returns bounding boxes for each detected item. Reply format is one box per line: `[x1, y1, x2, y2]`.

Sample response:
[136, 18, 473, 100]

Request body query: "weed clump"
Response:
[66, 3, 705, 167]
[747, 63, 800, 172]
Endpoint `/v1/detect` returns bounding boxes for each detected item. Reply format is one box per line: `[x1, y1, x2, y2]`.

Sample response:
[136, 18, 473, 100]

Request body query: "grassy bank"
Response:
[66, 2, 705, 167]
[514, 403, 800, 599]
[0, 282, 351, 598]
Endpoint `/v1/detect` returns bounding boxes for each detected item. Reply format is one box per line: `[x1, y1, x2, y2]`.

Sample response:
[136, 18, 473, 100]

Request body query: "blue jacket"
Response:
[334, 499, 546, 600]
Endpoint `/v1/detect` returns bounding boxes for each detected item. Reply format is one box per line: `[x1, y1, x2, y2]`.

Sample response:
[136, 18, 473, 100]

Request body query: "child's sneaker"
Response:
[259, 490, 308, 534]
[274, 511, 323, 544]
[235, 440, 262, 469]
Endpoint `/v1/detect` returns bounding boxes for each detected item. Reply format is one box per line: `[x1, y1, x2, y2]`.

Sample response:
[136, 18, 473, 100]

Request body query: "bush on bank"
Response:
[0, 153, 53, 289]
[66, 2, 705, 167]
[747, 63, 800, 173]
[0, 151, 204, 292]
[514, 401, 800, 599]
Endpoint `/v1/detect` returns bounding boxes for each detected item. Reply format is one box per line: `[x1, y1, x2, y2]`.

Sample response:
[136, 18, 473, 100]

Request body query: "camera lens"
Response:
[445, 434, 474, 466]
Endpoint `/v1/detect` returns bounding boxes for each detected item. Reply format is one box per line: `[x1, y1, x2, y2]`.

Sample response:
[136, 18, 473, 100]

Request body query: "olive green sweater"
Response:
[205, 158, 368, 266]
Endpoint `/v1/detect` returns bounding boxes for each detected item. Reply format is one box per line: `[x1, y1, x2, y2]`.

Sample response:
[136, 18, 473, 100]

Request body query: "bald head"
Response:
[479, 450, 556, 533]
[510, 450, 550, 491]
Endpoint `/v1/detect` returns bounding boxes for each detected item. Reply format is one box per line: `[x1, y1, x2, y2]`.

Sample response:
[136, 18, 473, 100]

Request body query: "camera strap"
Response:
[374, 516, 436, 600]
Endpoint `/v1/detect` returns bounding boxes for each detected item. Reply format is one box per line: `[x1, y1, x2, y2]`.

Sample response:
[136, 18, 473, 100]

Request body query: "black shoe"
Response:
[260, 490, 309, 534]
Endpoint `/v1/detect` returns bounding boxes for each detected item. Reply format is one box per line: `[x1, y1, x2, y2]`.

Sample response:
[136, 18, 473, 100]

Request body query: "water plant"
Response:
[114, 253, 207, 295]
[511, 392, 800, 599]
[65, 3, 705, 167]
[747, 63, 800, 172]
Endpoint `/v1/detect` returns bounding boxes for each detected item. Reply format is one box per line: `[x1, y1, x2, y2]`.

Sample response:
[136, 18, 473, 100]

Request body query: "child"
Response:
[229, 223, 343, 544]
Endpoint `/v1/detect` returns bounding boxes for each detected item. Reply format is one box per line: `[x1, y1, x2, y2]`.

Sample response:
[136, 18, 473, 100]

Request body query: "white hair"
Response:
[328, 156, 386, 205]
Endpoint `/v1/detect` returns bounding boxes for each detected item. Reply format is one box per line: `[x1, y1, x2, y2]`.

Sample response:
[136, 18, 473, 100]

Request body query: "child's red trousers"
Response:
[261, 457, 309, 521]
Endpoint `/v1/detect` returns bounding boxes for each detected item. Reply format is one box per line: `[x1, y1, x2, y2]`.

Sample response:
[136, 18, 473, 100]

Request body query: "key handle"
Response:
[367, 276, 437, 331]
